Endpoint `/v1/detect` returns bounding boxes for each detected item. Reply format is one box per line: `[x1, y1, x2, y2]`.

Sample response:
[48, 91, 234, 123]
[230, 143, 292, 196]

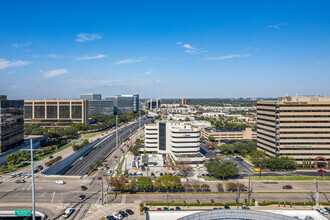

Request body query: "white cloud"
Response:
[144, 70, 153, 75]
[75, 33, 102, 42]
[267, 23, 288, 28]
[0, 58, 30, 69]
[12, 42, 31, 48]
[114, 58, 142, 65]
[76, 54, 108, 60]
[178, 43, 207, 54]
[48, 54, 59, 58]
[176, 42, 182, 45]
[206, 54, 250, 60]
[43, 68, 68, 79]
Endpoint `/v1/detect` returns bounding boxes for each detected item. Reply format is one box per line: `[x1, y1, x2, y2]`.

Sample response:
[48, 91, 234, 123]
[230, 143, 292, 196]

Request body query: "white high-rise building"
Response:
[144, 121, 205, 165]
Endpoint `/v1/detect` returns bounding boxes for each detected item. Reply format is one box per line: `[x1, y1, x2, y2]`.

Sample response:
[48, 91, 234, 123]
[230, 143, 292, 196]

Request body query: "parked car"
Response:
[125, 209, 134, 215]
[321, 208, 329, 215]
[283, 185, 293, 189]
[48, 155, 54, 159]
[160, 173, 163, 176]
[113, 213, 123, 219]
[97, 177, 102, 180]
[119, 211, 128, 217]
[17, 173, 22, 177]
[175, 207, 181, 210]
[157, 208, 162, 210]
[225, 205, 230, 209]
[55, 180, 65, 184]
[10, 173, 17, 179]
[81, 186, 88, 190]
[107, 216, 116, 220]
[163, 207, 169, 210]
[78, 195, 86, 200]
[62, 208, 74, 218]
[108, 169, 112, 174]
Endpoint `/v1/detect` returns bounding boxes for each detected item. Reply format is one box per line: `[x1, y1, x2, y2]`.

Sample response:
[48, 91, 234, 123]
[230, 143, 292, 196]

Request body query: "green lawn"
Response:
[81, 131, 101, 139]
[247, 176, 330, 181]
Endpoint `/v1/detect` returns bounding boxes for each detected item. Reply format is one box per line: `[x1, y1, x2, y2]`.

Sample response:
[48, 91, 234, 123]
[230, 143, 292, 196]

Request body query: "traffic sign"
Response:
[15, 210, 31, 216]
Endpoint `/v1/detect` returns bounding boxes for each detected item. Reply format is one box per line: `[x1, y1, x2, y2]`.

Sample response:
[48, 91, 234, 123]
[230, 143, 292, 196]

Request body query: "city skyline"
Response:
[1, 0, 330, 99]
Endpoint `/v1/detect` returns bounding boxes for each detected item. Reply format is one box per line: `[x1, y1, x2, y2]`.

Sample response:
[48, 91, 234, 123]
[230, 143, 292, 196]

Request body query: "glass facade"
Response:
[89, 100, 114, 116]
[117, 96, 134, 114]
[0, 99, 24, 154]
[159, 122, 166, 151]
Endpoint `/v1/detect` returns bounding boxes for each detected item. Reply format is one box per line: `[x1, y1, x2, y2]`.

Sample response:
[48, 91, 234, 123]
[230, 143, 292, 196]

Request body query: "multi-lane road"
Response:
[64, 119, 149, 176]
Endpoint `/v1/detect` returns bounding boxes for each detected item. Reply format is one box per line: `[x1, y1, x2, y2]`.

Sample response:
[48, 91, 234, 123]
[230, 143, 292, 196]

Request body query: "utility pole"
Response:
[139, 110, 141, 130]
[236, 180, 239, 208]
[101, 177, 104, 205]
[248, 175, 251, 204]
[31, 139, 36, 220]
[315, 180, 319, 206]
[116, 113, 118, 149]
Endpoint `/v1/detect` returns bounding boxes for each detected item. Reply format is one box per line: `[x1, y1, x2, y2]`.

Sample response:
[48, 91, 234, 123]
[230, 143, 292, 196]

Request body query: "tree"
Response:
[137, 177, 153, 189]
[216, 183, 224, 192]
[208, 136, 216, 142]
[201, 184, 210, 192]
[174, 160, 192, 178]
[183, 183, 192, 193]
[192, 183, 200, 192]
[154, 175, 182, 191]
[205, 158, 239, 180]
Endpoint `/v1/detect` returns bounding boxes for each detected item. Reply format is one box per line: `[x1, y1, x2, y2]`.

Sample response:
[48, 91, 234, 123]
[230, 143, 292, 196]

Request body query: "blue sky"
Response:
[0, 0, 329, 99]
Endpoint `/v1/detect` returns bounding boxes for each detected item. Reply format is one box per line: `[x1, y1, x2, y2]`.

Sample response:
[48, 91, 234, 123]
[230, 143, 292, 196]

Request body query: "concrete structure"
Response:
[167, 114, 195, 121]
[142, 154, 164, 167]
[0, 96, 24, 154]
[24, 99, 89, 127]
[257, 96, 330, 167]
[201, 127, 257, 142]
[144, 121, 205, 165]
[147, 209, 327, 220]
[189, 120, 212, 128]
[174, 98, 191, 105]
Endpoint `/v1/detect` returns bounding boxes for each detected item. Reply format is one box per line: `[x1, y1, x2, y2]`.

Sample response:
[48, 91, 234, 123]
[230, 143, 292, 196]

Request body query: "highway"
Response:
[63, 118, 150, 176]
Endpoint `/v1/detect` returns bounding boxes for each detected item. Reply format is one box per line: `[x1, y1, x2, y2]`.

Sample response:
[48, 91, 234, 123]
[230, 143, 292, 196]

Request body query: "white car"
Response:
[107, 169, 112, 174]
[62, 208, 74, 218]
[10, 173, 17, 179]
[113, 213, 123, 219]
[321, 208, 329, 215]
[55, 180, 65, 185]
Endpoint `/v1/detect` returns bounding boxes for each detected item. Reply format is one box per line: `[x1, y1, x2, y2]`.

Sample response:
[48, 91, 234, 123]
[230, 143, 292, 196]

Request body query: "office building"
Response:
[80, 93, 101, 101]
[0, 95, 24, 154]
[24, 99, 89, 127]
[115, 95, 138, 114]
[174, 98, 191, 105]
[257, 96, 330, 167]
[146, 98, 162, 110]
[201, 127, 257, 143]
[144, 121, 205, 165]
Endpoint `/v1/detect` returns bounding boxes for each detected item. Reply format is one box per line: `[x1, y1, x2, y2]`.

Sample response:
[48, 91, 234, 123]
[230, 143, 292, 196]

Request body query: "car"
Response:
[124, 180, 128, 183]
[15, 179, 26, 183]
[151, 173, 155, 177]
[213, 207, 218, 210]
[48, 155, 54, 159]
[108, 169, 112, 174]
[119, 211, 128, 217]
[163, 207, 169, 210]
[169, 208, 174, 210]
[242, 205, 250, 210]
[304, 216, 314, 220]
[114, 156, 118, 159]
[175, 207, 181, 210]
[112, 213, 123, 219]
[97, 177, 102, 180]
[160, 173, 163, 176]
[81, 186, 88, 190]
[107, 216, 116, 220]
[157, 208, 162, 210]
[283, 185, 293, 189]
[33, 169, 39, 173]
[129, 173, 133, 177]
[78, 195, 86, 200]
[17, 173, 22, 177]
[317, 208, 325, 214]
[125, 209, 134, 215]
[133, 172, 137, 176]
[325, 207, 330, 212]
[55, 180, 65, 184]
[10, 173, 17, 179]
[225, 205, 230, 209]
[321, 208, 329, 215]
[62, 208, 74, 218]
[37, 165, 43, 170]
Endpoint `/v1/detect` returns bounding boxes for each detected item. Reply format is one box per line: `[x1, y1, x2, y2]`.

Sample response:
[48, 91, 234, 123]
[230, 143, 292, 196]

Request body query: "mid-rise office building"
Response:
[257, 96, 330, 167]
[144, 121, 205, 165]
[80, 93, 101, 101]
[146, 98, 162, 110]
[116, 95, 139, 114]
[174, 98, 191, 105]
[24, 99, 89, 127]
[201, 127, 257, 143]
[0, 95, 24, 154]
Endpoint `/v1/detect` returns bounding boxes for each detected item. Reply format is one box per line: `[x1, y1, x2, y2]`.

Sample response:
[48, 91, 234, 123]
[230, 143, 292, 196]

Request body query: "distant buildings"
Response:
[144, 121, 205, 165]
[201, 127, 257, 143]
[24, 99, 89, 127]
[80, 94, 139, 116]
[257, 96, 330, 168]
[198, 106, 256, 112]
[0, 95, 24, 154]
[146, 98, 162, 110]
[174, 98, 191, 105]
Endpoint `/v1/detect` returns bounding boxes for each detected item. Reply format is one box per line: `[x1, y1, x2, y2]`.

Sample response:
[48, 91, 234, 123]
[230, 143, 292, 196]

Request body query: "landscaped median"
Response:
[245, 176, 330, 181]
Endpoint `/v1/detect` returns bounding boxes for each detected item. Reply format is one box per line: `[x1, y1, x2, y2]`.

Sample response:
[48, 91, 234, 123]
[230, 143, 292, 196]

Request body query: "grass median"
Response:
[246, 176, 330, 181]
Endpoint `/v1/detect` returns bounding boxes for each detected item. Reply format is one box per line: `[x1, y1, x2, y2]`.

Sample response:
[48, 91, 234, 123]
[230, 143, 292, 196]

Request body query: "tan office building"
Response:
[201, 127, 257, 142]
[24, 100, 89, 127]
[257, 96, 330, 168]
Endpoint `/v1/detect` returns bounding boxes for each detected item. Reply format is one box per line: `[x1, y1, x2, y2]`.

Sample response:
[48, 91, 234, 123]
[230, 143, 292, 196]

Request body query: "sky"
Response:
[0, 0, 329, 99]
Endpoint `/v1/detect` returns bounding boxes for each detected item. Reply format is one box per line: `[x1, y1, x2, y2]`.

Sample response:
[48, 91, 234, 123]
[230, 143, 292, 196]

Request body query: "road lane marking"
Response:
[51, 192, 55, 203]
